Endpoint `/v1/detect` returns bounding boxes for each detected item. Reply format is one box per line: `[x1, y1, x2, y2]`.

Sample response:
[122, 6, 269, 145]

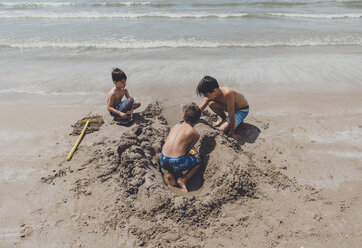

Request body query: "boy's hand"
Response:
[118, 112, 127, 118]
[126, 110, 133, 119]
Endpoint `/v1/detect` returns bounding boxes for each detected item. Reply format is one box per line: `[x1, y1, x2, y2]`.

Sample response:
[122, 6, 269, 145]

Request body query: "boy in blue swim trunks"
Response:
[161, 103, 201, 192]
[197, 76, 249, 139]
[107, 68, 141, 121]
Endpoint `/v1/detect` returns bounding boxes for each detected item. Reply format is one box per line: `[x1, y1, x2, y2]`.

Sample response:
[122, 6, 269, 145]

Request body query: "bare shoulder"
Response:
[107, 88, 115, 97]
[191, 127, 200, 138]
[219, 86, 233, 96]
[225, 87, 245, 98]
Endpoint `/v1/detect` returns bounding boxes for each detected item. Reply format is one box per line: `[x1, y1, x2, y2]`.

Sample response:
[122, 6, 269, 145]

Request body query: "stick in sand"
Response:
[66, 119, 98, 161]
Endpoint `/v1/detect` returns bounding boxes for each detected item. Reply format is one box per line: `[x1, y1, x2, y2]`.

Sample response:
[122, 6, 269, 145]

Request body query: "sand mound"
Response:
[70, 115, 104, 136]
[73, 102, 257, 246]
[39, 101, 303, 247]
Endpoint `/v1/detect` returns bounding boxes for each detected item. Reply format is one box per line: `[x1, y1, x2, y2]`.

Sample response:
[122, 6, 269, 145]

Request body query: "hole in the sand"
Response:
[115, 102, 256, 207]
[187, 135, 216, 192]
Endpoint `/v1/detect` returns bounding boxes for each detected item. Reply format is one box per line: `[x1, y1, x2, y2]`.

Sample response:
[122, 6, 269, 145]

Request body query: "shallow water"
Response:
[0, 0, 362, 99]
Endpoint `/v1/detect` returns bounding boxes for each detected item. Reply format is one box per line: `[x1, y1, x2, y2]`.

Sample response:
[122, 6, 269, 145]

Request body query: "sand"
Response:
[0, 93, 361, 247]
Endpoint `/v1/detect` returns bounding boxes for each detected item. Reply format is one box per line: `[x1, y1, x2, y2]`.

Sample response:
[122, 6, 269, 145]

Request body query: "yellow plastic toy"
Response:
[66, 119, 98, 161]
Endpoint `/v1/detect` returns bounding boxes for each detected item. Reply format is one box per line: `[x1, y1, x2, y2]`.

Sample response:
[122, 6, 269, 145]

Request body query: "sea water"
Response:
[0, 0, 362, 101]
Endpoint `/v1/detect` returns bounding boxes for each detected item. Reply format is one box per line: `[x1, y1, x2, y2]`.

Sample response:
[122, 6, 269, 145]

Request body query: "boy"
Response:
[196, 76, 249, 139]
[107, 68, 141, 121]
[161, 103, 201, 192]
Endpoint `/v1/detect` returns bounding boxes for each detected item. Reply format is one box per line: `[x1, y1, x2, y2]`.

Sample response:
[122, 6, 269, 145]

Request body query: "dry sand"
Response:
[0, 93, 361, 247]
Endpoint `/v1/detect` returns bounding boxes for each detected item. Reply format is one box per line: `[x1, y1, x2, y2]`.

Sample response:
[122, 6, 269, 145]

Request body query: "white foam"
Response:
[0, 10, 249, 19]
[93, 1, 154, 7]
[0, 36, 361, 50]
[269, 12, 362, 19]
[0, 2, 73, 7]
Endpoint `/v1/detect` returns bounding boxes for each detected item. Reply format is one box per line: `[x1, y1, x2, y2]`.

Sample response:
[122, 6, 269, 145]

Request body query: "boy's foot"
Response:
[213, 119, 226, 127]
[177, 177, 188, 192]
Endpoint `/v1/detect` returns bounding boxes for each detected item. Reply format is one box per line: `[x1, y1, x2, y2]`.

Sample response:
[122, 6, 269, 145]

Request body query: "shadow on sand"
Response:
[187, 135, 216, 192]
[235, 122, 261, 145]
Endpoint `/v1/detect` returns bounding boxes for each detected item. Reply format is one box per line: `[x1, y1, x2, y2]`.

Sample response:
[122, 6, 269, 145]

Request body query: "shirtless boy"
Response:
[197, 76, 249, 139]
[161, 103, 201, 192]
[107, 68, 141, 121]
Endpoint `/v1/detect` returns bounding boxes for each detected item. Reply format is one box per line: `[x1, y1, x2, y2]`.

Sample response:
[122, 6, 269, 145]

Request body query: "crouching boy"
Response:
[160, 103, 201, 192]
[107, 68, 141, 121]
[197, 76, 249, 139]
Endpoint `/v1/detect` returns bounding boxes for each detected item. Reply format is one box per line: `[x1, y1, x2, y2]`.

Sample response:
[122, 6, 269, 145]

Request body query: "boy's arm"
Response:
[124, 88, 131, 99]
[225, 92, 236, 136]
[199, 98, 209, 112]
[186, 132, 200, 155]
[124, 89, 134, 118]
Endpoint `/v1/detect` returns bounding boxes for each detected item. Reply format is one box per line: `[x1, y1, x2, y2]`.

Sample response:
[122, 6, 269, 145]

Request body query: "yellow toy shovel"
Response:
[66, 119, 98, 161]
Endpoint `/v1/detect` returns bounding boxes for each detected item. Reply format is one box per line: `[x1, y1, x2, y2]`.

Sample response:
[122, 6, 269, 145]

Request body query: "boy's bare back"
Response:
[162, 123, 199, 158]
[214, 87, 248, 109]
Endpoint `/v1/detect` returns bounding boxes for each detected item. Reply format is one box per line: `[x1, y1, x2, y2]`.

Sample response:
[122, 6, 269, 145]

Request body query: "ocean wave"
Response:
[90, 2, 173, 7]
[0, 1, 172, 8]
[269, 12, 362, 19]
[1, 38, 361, 50]
[0, 11, 249, 19]
[192, 1, 309, 7]
[0, 2, 74, 7]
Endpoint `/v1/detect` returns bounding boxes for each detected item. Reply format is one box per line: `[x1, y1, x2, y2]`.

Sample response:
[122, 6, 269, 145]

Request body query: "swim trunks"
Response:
[160, 153, 199, 173]
[110, 98, 137, 117]
[226, 105, 250, 129]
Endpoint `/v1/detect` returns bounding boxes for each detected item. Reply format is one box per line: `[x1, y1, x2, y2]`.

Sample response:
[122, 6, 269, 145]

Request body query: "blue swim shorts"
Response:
[160, 153, 199, 173]
[226, 105, 250, 129]
[110, 98, 137, 117]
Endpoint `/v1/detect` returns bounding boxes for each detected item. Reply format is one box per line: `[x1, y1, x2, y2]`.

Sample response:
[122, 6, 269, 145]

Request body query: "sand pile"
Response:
[37, 101, 315, 247]
[70, 115, 104, 136]
[41, 102, 257, 246]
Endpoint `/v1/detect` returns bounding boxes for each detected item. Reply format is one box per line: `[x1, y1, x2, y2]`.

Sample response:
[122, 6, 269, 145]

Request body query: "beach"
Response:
[1, 92, 361, 247]
[1, 0, 362, 247]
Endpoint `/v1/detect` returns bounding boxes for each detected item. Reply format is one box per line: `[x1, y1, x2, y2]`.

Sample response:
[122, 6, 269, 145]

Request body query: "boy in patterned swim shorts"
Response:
[197, 76, 249, 139]
[107, 68, 141, 121]
[160, 103, 201, 192]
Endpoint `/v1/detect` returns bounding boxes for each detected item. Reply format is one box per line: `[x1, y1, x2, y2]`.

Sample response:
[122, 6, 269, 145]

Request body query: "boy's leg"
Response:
[123, 97, 134, 113]
[167, 172, 178, 186]
[125, 99, 141, 118]
[177, 163, 201, 192]
[208, 101, 227, 127]
[134, 101, 141, 110]
[220, 110, 249, 134]
[219, 121, 230, 133]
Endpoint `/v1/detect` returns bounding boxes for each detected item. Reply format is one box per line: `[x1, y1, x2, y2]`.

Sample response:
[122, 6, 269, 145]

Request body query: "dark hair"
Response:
[196, 76, 219, 96]
[184, 103, 201, 124]
[112, 68, 127, 82]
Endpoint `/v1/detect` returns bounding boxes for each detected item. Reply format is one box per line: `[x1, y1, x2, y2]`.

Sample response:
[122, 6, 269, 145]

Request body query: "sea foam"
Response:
[1, 36, 361, 50]
[0, 10, 249, 19]
[269, 12, 362, 19]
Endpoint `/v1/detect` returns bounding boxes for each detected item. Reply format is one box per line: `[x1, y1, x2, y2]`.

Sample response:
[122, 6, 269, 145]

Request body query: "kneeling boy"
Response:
[197, 76, 249, 139]
[161, 103, 201, 192]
